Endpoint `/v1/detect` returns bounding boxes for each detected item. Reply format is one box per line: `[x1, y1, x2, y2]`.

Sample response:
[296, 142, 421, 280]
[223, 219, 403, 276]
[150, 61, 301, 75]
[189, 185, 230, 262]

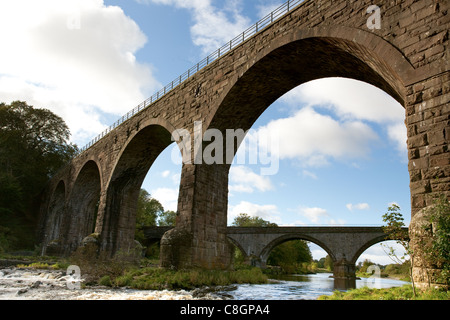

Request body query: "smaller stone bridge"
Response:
[143, 226, 407, 288]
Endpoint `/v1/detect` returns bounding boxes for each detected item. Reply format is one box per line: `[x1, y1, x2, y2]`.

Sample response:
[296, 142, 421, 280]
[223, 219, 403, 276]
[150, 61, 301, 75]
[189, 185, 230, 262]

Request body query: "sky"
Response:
[0, 0, 411, 265]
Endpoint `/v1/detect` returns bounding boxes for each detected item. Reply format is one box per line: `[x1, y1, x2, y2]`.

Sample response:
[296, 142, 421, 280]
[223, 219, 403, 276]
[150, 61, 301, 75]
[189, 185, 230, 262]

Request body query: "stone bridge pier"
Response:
[227, 227, 392, 289]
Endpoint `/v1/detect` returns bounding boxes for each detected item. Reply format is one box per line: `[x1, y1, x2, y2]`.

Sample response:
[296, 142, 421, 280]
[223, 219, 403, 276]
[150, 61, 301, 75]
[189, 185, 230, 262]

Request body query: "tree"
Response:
[136, 189, 163, 227]
[134, 189, 164, 244]
[158, 210, 176, 226]
[382, 203, 415, 295]
[0, 101, 77, 251]
[267, 239, 313, 273]
[231, 213, 278, 227]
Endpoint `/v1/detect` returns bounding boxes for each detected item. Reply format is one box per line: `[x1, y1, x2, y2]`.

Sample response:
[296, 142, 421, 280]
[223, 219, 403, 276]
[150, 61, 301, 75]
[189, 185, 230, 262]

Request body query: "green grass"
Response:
[15, 262, 69, 270]
[319, 285, 449, 300]
[105, 266, 268, 290]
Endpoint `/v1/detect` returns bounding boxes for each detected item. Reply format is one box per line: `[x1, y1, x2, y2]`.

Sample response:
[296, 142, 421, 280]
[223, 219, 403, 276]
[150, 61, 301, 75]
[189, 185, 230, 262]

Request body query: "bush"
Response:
[69, 243, 141, 284]
[109, 267, 268, 290]
[319, 285, 450, 300]
[98, 275, 112, 287]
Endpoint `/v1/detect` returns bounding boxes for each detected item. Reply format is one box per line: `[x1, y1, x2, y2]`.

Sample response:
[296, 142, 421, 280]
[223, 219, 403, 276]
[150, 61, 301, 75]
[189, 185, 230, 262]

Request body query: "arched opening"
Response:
[42, 180, 65, 255]
[102, 124, 176, 255]
[66, 160, 101, 252]
[137, 146, 181, 258]
[215, 36, 409, 232]
[260, 235, 334, 268]
[226, 77, 409, 228]
[355, 240, 410, 287]
[160, 32, 413, 270]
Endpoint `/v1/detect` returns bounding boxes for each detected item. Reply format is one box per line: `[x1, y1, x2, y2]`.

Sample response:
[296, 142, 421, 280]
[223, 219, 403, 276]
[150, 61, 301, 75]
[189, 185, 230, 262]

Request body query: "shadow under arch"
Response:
[64, 160, 102, 254]
[100, 122, 178, 255]
[41, 179, 66, 255]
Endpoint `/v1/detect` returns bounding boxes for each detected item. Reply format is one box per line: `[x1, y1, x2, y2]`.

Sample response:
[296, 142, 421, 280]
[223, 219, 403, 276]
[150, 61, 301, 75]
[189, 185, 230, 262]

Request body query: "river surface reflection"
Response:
[212, 273, 410, 300]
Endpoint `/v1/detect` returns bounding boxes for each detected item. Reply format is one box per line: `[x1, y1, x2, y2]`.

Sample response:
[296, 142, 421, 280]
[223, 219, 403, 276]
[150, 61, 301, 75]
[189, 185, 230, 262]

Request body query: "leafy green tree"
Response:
[231, 213, 278, 227]
[135, 189, 164, 244]
[267, 239, 312, 273]
[136, 189, 163, 227]
[422, 195, 450, 287]
[0, 101, 77, 250]
[382, 204, 415, 295]
[324, 255, 334, 271]
[158, 210, 177, 226]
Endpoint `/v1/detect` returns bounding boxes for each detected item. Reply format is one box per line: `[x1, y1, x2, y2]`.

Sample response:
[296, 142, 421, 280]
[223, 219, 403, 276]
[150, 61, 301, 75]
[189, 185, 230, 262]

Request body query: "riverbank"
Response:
[0, 264, 421, 300]
[1, 255, 431, 300]
[318, 284, 450, 300]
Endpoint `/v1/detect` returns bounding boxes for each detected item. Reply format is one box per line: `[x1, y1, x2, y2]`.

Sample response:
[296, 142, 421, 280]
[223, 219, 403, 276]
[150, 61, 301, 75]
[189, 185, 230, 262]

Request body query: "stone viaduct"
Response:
[144, 225, 404, 287]
[37, 0, 449, 288]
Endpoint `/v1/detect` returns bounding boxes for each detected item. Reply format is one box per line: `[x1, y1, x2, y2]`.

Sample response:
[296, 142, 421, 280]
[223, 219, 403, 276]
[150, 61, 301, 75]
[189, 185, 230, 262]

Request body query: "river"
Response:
[0, 267, 409, 300]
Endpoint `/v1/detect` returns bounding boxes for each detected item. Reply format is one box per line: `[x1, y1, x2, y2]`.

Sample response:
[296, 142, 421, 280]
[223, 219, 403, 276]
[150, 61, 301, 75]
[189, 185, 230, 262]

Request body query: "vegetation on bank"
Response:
[319, 285, 450, 300]
[0, 102, 78, 253]
[356, 259, 411, 282]
[99, 265, 268, 290]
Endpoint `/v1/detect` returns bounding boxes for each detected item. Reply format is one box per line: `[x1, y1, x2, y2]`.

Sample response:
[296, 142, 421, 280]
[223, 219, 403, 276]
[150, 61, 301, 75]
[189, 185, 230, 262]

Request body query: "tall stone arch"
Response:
[63, 160, 102, 254]
[160, 27, 414, 270]
[41, 180, 66, 255]
[97, 120, 177, 255]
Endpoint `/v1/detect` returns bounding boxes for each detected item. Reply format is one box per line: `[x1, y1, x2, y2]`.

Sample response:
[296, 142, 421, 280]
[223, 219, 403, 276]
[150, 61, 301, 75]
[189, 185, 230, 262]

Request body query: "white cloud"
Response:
[255, 1, 284, 19]
[161, 170, 171, 178]
[140, 0, 251, 55]
[254, 106, 379, 167]
[387, 122, 408, 155]
[282, 78, 404, 123]
[302, 170, 318, 180]
[229, 165, 273, 193]
[228, 201, 280, 225]
[0, 0, 159, 145]
[281, 78, 407, 156]
[346, 203, 370, 211]
[151, 187, 179, 211]
[357, 241, 408, 265]
[297, 206, 330, 224]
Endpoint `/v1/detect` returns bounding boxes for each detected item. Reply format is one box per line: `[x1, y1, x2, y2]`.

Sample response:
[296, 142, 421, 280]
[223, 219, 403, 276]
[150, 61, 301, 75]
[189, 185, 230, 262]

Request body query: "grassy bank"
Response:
[100, 266, 268, 290]
[319, 285, 449, 300]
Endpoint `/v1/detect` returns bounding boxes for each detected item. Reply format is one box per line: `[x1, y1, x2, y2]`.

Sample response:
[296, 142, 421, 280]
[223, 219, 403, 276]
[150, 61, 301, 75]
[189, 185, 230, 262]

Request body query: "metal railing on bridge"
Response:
[77, 0, 304, 155]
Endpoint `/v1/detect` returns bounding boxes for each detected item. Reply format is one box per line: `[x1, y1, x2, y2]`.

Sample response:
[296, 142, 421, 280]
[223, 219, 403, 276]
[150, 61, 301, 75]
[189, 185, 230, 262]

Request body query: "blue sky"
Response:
[0, 0, 410, 264]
